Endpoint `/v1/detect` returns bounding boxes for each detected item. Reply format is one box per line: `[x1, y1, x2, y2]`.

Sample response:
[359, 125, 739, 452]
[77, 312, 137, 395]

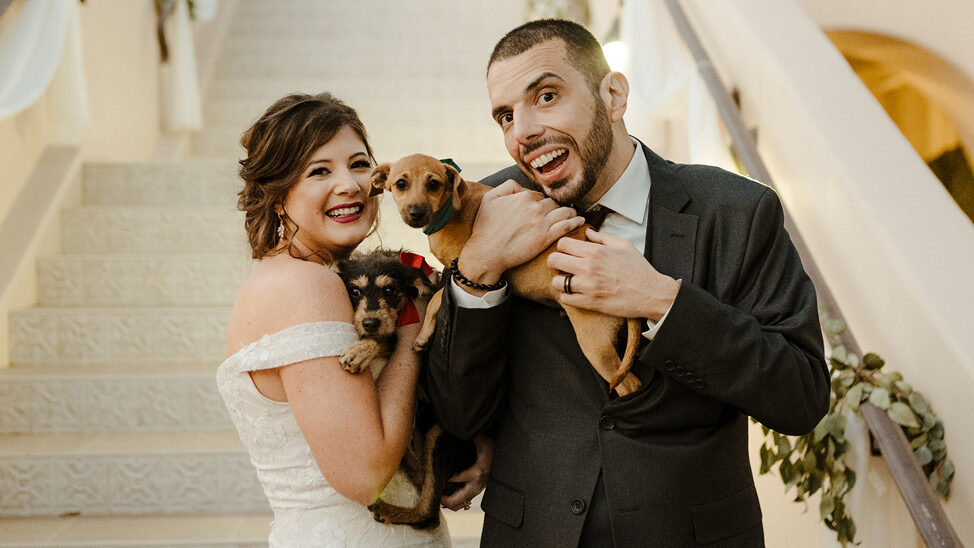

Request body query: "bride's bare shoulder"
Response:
[227, 255, 351, 350]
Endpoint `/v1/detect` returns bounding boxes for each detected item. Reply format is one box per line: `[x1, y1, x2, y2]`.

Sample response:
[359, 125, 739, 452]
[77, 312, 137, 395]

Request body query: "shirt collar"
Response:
[595, 136, 650, 224]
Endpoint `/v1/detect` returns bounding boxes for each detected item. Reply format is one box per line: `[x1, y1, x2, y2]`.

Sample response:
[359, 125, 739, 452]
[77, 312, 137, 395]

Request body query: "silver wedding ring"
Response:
[564, 273, 574, 294]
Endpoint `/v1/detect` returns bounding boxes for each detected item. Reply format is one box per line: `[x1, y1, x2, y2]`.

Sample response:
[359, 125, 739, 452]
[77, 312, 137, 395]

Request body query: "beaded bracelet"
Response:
[450, 258, 508, 291]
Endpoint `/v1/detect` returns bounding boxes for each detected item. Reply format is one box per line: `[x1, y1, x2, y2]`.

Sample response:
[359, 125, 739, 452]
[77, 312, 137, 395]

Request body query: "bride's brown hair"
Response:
[237, 93, 375, 260]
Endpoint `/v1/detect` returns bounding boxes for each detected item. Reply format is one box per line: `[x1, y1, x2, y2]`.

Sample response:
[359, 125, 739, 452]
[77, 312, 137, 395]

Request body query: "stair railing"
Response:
[661, 0, 962, 546]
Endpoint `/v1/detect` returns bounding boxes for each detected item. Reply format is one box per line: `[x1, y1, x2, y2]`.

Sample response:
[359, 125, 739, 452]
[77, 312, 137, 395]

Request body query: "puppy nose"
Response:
[407, 205, 428, 223]
[362, 318, 381, 332]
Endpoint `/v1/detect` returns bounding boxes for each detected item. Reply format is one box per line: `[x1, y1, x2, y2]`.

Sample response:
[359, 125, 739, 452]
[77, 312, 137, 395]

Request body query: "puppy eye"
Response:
[427, 180, 441, 192]
[383, 287, 397, 297]
[349, 288, 361, 298]
[394, 179, 408, 191]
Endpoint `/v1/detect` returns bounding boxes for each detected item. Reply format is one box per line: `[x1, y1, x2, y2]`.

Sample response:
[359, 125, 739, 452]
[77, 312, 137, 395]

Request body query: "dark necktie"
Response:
[581, 204, 612, 230]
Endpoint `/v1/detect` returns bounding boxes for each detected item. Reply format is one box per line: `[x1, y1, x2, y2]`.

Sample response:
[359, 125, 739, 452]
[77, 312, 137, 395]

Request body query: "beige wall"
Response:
[682, 0, 974, 545]
[78, 0, 162, 161]
[796, 0, 974, 85]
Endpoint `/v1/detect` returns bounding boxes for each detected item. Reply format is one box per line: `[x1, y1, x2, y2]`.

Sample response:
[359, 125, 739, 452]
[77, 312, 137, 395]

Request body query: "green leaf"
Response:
[922, 413, 937, 431]
[929, 439, 947, 460]
[813, 420, 829, 443]
[943, 459, 955, 480]
[893, 380, 913, 395]
[868, 387, 891, 409]
[914, 445, 933, 466]
[877, 373, 894, 389]
[831, 345, 848, 365]
[803, 450, 817, 470]
[862, 353, 885, 370]
[827, 318, 847, 334]
[820, 493, 835, 520]
[759, 445, 772, 474]
[777, 435, 792, 456]
[908, 392, 929, 415]
[930, 419, 945, 440]
[888, 402, 920, 428]
[909, 433, 929, 450]
[845, 468, 857, 491]
[845, 383, 865, 411]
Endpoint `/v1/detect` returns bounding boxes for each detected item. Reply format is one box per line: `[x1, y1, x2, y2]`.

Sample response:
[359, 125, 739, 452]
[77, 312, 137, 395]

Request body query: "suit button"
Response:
[570, 499, 586, 515]
[692, 379, 707, 390]
[674, 366, 686, 377]
[664, 360, 675, 372]
[599, 416, 615, 430]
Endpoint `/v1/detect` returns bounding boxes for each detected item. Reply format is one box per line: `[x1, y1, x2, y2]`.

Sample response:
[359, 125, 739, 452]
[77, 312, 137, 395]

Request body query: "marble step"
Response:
[36, 253, 251, 307]
[8, 306, 230, 366]
[0, 514, 270, 547]
[82, 161, 239, 207]
[202, 98, 492, 133]
[0, 363, 230, 433]
[60, 205, 248, 254]
[0, 430, 267, 517]
[203, 76, 483, 103]
[194, 124, 509, 163]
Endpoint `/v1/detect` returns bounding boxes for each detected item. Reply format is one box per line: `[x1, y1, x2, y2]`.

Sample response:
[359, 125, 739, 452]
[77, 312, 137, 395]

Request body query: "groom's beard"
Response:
[522, 97, 614, 206]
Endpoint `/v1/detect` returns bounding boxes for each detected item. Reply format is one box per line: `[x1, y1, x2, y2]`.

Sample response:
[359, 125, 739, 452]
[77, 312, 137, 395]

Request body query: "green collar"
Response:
[423, 195, 455, 235]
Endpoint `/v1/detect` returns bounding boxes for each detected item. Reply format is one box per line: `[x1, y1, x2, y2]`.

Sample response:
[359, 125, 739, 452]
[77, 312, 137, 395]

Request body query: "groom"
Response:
[425, 19, 829, 546]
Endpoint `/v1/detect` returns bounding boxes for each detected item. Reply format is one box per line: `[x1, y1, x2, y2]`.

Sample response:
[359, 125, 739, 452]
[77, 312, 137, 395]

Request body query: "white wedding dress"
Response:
[217, 321, 451, 547]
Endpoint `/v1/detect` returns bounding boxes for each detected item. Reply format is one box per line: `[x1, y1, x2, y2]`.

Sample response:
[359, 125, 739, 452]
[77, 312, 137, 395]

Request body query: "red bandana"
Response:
[395, 252, 436, 326]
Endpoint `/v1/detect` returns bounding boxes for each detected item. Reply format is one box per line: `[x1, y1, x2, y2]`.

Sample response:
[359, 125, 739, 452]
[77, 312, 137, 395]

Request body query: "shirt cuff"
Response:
[642, 280, 681, 340]
[449, 277, 508, 309]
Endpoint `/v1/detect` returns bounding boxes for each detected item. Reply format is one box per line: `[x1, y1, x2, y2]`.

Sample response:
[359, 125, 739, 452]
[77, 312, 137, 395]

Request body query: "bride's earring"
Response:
[277, 214, 286, 240]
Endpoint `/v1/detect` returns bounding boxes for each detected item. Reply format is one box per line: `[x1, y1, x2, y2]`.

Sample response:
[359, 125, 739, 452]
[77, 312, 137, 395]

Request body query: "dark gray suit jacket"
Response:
[424, 143, 830, 547]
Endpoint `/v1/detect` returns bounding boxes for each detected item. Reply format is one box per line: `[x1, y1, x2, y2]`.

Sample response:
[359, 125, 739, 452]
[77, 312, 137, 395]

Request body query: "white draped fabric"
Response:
[160, 0, 202, 132]
[621, 0, 735, 170]
[0, 0, 89, 140]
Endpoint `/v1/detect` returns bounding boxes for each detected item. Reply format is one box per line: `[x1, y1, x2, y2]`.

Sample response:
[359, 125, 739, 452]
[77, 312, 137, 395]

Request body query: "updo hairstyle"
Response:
[237, 93, 374, 260]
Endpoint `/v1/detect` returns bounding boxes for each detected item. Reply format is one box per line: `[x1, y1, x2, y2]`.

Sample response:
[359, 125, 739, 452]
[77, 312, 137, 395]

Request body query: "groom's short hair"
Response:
[488, 19, 610, 93]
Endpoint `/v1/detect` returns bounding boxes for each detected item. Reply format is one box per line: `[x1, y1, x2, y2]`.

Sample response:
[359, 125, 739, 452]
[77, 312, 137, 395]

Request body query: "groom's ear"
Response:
[370, 163, 391, 197]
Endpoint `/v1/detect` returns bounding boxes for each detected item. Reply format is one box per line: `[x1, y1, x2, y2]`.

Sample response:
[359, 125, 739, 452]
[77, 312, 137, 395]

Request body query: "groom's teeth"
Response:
[529, 148, 567, 169]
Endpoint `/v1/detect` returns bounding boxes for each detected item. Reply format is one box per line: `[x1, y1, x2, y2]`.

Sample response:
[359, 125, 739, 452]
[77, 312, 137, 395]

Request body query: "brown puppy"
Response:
[371, 154, 642, 396]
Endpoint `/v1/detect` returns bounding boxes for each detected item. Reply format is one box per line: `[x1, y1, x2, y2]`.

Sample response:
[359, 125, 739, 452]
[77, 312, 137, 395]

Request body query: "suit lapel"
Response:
[642, 144, 697, 283]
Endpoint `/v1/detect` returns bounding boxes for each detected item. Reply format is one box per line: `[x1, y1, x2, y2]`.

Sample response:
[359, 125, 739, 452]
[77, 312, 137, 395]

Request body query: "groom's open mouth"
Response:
[525, 147, 570, 186]
[528, 148, 568, 173]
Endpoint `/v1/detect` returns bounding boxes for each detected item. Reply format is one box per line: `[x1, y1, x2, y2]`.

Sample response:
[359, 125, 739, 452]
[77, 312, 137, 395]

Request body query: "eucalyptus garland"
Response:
[755, 314, 955, 546]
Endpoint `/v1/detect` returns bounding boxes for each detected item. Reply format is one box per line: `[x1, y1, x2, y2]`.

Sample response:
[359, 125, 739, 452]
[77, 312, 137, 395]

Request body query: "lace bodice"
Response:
[217, 322, 450, 547]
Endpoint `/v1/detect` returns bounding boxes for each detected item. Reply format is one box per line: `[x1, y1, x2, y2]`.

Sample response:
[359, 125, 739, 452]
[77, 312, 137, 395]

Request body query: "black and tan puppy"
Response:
[335, 249, 434, 374]
[334, 249, 476, 529]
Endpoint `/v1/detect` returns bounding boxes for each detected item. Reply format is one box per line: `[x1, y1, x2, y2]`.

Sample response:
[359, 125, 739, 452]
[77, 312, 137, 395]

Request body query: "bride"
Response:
[217, 93, 473, 547]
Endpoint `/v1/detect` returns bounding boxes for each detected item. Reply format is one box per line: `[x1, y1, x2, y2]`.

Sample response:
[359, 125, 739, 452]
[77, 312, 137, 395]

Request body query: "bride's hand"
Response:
[441, 435, 493, 511]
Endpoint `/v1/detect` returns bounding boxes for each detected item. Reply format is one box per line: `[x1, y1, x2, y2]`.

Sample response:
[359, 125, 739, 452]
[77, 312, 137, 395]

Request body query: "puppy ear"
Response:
[370, 163, 391, 197]
[411, 275, 433, 298]
[443, 164, 466, 211]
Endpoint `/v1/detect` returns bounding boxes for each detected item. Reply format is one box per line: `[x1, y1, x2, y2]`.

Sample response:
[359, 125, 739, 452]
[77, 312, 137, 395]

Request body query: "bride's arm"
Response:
[271, 264, 421, 505]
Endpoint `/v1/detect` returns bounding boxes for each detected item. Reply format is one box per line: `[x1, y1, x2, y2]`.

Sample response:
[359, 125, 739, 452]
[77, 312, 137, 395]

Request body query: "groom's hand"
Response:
[457, 181, 584, 292]
[548, 228, 680, 321]
[441, 435, 493, 511]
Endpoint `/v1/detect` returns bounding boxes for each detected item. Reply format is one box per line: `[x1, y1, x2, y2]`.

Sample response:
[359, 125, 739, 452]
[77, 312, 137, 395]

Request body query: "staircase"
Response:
[1, 0, 521, 545]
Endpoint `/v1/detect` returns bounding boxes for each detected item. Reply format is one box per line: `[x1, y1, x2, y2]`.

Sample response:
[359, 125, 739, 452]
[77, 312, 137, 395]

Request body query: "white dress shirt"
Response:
[450, 137, 674, 340]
